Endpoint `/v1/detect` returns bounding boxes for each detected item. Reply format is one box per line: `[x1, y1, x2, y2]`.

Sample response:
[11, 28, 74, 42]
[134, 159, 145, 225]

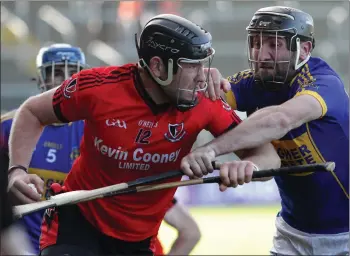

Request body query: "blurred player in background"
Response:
[183, 6, 349, 255]
[7, 14, 279, 255]
[1, 43, 87, 254]
[155, 198, 200, 255]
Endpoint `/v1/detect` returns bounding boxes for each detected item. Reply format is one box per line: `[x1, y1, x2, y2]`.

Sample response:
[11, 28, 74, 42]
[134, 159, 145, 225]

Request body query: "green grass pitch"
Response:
[158, 204, 280, 255]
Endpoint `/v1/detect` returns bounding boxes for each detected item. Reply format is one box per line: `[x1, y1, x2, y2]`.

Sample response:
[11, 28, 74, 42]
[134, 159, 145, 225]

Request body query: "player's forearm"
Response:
[240, 143, 281, 170]
[168, 231, 200, 255]
[8, 104, 43, 170]
[239, 143, 281, 181]
[209, 106, 291, 156]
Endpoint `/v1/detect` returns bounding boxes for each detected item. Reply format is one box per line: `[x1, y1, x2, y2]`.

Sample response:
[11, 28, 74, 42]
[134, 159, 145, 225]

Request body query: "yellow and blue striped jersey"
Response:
[0, 110, 84, 253]
[226, 57, 349, 234]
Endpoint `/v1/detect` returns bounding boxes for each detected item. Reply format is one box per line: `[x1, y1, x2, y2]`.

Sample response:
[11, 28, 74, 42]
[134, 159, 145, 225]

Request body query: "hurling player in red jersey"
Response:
[154, 198, 200, 256]
[7, 14, 280, 255]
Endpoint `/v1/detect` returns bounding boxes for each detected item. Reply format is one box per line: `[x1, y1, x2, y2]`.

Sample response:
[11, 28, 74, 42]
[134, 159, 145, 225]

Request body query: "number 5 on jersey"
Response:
[135, 129, 152, 144]
[46, 149, 57, 163]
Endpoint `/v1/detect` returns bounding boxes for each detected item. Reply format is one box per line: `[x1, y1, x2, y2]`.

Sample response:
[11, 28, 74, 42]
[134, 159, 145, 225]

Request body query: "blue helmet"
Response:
[36, 43, 87, 92]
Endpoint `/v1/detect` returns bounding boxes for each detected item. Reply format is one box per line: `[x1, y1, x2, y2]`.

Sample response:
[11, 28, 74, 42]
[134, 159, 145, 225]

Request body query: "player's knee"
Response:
[185, 223, 201, 242]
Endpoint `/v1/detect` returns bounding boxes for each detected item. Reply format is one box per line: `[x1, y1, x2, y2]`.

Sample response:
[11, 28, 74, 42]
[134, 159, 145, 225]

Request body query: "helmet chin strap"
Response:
[295, 37, 311, 70]
[176, 98, 198, 112]
[139, 58, 174, 86]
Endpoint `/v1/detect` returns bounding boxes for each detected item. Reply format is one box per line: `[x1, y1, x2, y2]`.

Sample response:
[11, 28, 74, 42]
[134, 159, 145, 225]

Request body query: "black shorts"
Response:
[40, 204, 154, 256]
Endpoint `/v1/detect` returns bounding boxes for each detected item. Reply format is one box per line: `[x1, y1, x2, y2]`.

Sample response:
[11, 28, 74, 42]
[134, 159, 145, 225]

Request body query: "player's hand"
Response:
[8, 169, 44, 205]
[204, 67, 231, 101]
[218, 160, 256, 192]
[181, 146, 216, 178]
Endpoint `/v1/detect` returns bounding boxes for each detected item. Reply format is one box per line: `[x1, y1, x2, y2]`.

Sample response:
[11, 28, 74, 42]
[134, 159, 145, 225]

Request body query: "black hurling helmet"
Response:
[135, 14, 215, 111]
[246, 6, 315, 90]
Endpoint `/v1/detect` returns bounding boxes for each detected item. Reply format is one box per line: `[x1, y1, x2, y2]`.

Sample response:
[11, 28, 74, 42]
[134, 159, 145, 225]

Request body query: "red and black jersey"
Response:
[52, 63, 241, 241]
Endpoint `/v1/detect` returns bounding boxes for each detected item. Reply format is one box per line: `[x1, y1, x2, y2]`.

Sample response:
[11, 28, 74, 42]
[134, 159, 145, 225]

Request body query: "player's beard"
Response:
[254, 52, 298, 91]
[254, 64, 286, 83]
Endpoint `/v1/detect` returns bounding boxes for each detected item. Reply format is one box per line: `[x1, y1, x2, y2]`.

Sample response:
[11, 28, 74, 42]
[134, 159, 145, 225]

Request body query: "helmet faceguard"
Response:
[37, 61, 85, 92]
[172, 48, 215, 111]
[36, 44, 88, 92]
[135, 14, 215, 111]
[246, 6, 315, 91]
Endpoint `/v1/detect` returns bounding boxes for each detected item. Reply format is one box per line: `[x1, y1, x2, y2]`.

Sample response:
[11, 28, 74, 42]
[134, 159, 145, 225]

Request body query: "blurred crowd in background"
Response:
[1, 1, 349, 206]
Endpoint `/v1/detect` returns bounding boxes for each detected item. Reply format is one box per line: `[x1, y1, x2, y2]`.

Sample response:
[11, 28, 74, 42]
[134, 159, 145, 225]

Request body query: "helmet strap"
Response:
[139, 58, 174, 86]
[294, 37, 310, 70]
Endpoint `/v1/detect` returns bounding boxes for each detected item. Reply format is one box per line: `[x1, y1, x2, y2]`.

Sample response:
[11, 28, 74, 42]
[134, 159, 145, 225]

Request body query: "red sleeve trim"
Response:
[219, 111, 242, 136]
[53, 102, 69, 123]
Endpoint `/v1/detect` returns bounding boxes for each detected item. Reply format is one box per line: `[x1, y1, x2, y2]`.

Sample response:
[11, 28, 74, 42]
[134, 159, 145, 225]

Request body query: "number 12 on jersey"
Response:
[135, 128, 152, 144]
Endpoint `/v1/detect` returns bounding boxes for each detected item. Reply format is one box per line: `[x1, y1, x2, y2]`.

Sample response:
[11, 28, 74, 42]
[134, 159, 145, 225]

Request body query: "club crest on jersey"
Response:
[164, 123, 186, 143]
[63, 78, 77, 99]
[70, 147, 80, 161]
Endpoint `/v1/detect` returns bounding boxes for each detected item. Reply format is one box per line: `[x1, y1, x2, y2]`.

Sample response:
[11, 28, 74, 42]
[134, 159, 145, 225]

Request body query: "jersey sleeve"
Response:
[226, 70, 255, 112]
[205, 97, 242, 137]
[52, 68, 103, 122]
[0, 112, 15, 155]
[293, 75, 347, 118]
[0, 122, 9, 154]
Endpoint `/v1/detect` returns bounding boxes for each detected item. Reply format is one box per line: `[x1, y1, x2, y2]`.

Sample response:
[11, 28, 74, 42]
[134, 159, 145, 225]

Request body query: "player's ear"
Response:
[299, 41, 312, 60]
[149, 57, 165, 78]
